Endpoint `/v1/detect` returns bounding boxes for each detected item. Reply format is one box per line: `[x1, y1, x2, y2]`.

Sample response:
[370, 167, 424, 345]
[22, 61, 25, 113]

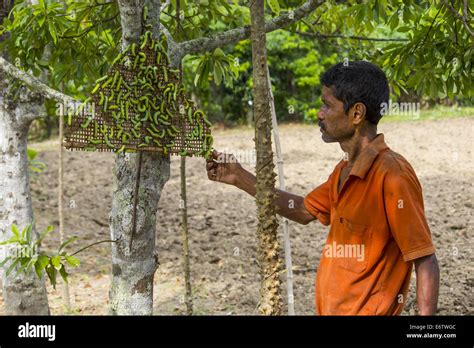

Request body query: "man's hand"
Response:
[206, 149, 315, 225]
[206, 150, 244, 186]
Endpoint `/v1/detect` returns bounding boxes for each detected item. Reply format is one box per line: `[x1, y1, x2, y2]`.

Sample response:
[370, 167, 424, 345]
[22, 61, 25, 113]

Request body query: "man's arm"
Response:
[414, 254, 440, 315]
[206, 150, 315, 225]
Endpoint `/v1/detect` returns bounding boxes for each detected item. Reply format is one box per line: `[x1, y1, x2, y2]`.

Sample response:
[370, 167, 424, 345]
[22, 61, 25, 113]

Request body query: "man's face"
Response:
[317, 86, 355, 143]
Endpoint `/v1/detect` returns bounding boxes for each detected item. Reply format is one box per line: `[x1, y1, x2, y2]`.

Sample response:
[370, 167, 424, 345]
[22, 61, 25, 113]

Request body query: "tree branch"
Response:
[440, 0, 474, 39]
[0, 57, 76, 113]
[160, 0, 170, 12]
[293, 30, 409, 42]
[176, 0, 325, 58]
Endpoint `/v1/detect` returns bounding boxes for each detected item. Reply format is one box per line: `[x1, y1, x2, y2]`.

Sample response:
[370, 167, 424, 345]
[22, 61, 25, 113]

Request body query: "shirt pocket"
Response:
[335, 217, 372, 273]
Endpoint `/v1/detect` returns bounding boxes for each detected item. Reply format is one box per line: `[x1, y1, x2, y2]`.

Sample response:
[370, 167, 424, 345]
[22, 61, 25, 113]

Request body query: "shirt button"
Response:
[339, 217, 344, 223]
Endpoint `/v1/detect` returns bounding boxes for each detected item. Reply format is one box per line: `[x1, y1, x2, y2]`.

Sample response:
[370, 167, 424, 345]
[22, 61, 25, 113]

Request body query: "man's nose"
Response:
[317, 109, 324, 120]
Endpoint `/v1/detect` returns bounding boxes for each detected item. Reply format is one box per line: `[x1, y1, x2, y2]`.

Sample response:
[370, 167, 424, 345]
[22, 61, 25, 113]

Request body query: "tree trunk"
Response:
[0, 83, 50, 315]
[250, 1, 282, 315]
[109, 0, 170, 315]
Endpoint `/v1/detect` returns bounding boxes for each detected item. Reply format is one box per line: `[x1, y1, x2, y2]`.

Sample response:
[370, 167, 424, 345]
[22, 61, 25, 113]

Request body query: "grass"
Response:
[379, 105, 474, 123]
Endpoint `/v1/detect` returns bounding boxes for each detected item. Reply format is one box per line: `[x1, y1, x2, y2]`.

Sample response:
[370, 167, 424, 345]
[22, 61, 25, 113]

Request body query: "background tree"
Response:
[0, 0, 471, 315]
[250, 0, 283, 315]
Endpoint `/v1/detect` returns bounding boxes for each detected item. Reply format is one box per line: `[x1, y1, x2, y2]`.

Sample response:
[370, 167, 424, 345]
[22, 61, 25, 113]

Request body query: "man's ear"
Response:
[350, 102, 367, 125]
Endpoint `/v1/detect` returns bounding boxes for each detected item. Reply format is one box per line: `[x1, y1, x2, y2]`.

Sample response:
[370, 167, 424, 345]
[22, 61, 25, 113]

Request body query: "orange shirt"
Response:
[304, 134, 435, 315]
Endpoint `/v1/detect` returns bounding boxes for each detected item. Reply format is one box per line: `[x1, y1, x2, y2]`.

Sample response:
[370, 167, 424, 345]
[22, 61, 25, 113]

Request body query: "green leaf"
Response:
[51, 255, 61, 270]
[65, 255, 80, 267]
[59, 236, 78, 253]
[34, 255, 49, 279]
[25, 257, 36, 275]
[11, 224, 20, 238]
[48, 21, 57, 44]
[0, 256, 11, 268]
[0, 236, 19, 245]
[59, 264, 69, 283]
[27, 148, 38, 161]
[214, 61, 223, 85]
[37, 225, 54, 245]
[45, 265, 57, 289]
[267, 0, 280, 15]
[5, 258, 20, 277]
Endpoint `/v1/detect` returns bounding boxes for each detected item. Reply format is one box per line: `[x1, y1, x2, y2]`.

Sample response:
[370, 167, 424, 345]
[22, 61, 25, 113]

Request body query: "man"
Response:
[206, 61, 439, 315]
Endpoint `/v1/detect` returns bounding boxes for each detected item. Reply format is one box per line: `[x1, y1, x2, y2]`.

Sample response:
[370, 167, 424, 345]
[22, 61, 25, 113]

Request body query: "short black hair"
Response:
[320, 61, 389, 125]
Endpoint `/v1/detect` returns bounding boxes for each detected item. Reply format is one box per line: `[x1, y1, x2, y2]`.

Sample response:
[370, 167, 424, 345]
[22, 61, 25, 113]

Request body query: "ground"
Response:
[0, 117, 472, 315]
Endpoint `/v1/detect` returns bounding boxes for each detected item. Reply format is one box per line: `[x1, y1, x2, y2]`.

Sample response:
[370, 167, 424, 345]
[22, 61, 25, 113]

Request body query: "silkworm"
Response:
[116, 90, 123, 105]
[81, 117, 92, 129]
[147, 127, 161, 138]
[98, 92, 105, 105]
[88, 139, 101, 145]
[125, 101, 130, 120]
[102, 77, 113, 88]
[162, 65, 168, 82]
[150, 122, 159, 133]
[166, 128, 176, 137]
[187, 108, 193, 124]
[158, 117, 170, 126]
[104, 135, 115, 149]
[95, 75, 108, 83]
[111, 70, 119, 88]
[131, 128, 140, 139]
[116, 145, 126, 154]
[203, 117, 212, 127]
[170, 125, 179, 134]
[103, 96, 109, 111]
[140, 33, 148, 50]
[149, 111, 157, 124]
[122, 132, 131, 143]
[112, 53, 123, 66]
[91, 83, 100, 94]
[115, 76, 123, 92]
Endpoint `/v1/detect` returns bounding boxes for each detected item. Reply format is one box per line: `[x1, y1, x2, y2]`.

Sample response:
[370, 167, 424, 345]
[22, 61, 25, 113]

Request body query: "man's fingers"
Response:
[207, 168, 217, 180]
[212, 149, 221, 160]
[206, 161, 217, 171]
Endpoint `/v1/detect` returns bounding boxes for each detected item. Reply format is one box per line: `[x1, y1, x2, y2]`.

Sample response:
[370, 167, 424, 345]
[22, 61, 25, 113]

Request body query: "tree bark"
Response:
[0, 82, 50, 315]
[250, 0, 282, 315]
[109, 0, 170, 315]
[0, 0, 49, 315]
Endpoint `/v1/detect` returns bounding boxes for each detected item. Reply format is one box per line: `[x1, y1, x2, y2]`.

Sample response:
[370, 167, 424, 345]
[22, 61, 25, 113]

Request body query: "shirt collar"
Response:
[347, 133, 389, 179]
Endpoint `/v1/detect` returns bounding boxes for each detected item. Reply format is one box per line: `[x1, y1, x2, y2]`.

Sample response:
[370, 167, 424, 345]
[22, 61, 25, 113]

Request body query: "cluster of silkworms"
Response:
[70, 30, 213, 158]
